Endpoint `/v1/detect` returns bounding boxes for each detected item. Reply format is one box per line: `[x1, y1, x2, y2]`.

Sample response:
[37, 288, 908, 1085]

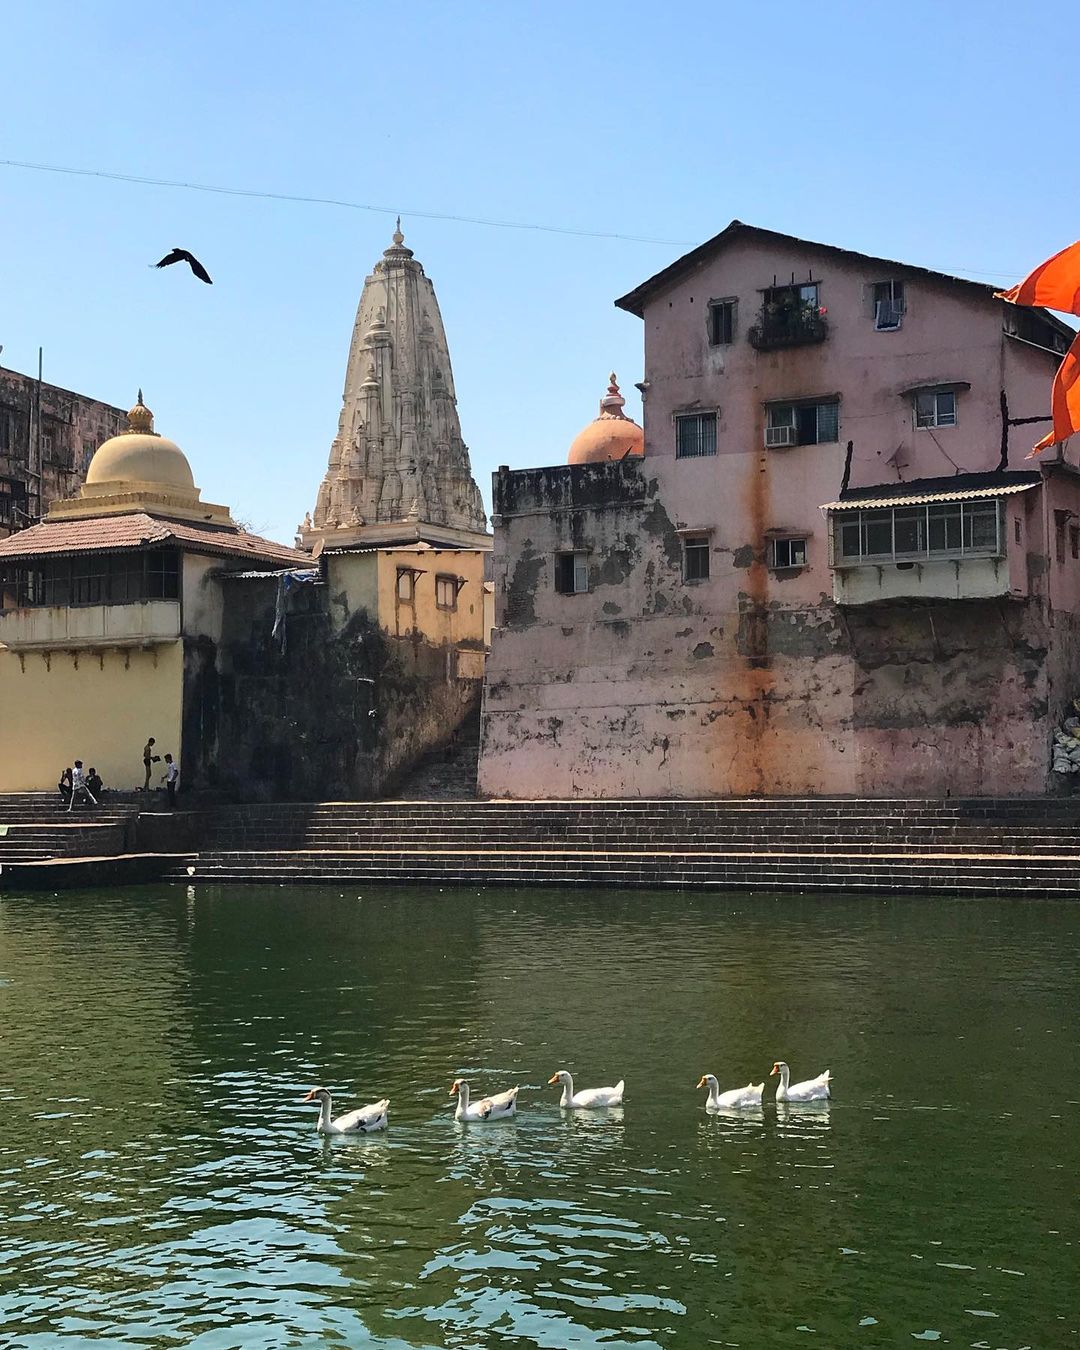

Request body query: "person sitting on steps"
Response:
[68, 760, 98, 811]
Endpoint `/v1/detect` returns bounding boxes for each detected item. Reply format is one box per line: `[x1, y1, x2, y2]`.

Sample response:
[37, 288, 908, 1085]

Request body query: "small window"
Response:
[1071, 527, 1079, 560]
[1004, 308, 1070, 355]
[914, 390, 957, 429]
[771, 537, 807, 569]
[435, 574, 460, 610]
[873, 279, 905, 330]
[555, 551, 589, 594]
[682, 535, 710, 581]
[146, 550, 180, 600]
[675, 412, 717, 458]
[1014, 519, 1022, 545]
[707, 299, 736, 346]
[767, 400, 839, 446]
[396, 567, 416, 602]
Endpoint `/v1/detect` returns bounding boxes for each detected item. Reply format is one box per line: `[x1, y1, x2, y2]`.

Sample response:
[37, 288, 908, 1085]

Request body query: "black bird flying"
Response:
[153, 248, 213, 284]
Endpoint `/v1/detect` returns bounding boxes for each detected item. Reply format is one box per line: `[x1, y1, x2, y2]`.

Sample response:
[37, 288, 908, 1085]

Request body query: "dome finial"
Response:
[392, 216, 404, 246]
[127, 390, 156, 436]
[567, 371, 644, 464]
[599, 373, 627, 418]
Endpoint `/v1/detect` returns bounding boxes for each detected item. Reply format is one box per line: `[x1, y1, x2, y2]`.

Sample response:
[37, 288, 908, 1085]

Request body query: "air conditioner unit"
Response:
[765, 424, 798, 449]
[875, 299, 904, 331]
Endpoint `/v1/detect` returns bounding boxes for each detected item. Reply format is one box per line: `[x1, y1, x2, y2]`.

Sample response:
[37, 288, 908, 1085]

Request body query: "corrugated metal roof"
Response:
[822, 481, 1039, 512]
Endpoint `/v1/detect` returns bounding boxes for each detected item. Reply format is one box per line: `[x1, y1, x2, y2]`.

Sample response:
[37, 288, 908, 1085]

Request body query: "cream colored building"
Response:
[299, 222, 490, 553]
[0, 389, 491, 800]
[0, 395, 307, 792]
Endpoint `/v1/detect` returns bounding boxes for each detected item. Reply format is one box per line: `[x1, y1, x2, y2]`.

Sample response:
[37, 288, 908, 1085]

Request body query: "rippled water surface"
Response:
[1, 885, 1078, 1348]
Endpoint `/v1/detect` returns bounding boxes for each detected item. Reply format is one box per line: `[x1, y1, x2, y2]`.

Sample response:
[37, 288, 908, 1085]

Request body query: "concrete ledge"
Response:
[0, 852, 191, 892]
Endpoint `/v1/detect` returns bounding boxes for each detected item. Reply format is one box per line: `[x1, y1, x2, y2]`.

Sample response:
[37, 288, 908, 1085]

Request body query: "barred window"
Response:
[675, 412, 717, 459]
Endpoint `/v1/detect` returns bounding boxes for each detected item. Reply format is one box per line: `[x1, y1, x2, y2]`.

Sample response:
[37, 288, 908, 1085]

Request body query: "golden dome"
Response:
[85, 391, 196, 492]
[568, 374, 644, 465]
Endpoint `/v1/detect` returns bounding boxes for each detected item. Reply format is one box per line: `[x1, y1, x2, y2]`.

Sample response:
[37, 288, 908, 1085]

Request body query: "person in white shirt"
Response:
[68, 760, 97, 811]
[162, 754, 179, 808]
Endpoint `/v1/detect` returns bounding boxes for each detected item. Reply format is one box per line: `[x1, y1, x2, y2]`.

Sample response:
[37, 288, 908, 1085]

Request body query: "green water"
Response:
[1, 885, 1078, 1348]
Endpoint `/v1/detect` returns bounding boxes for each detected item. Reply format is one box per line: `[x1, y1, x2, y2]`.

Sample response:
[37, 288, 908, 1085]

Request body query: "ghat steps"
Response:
[174, 798, 1080, 897]
[4, 794, 1078, 896]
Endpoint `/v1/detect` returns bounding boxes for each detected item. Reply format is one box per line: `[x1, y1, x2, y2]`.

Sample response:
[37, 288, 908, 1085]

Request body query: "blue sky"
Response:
[2, 0, 1078, 543]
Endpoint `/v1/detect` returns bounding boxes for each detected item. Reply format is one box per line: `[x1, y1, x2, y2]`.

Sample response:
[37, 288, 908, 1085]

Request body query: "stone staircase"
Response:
[170, 798, 1080, 896]
[0, 792, 139, 864]
[393, 710, 481, 800]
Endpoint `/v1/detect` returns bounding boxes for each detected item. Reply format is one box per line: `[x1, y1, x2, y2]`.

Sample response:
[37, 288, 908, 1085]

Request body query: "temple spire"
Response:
[301, 229, 488, 551]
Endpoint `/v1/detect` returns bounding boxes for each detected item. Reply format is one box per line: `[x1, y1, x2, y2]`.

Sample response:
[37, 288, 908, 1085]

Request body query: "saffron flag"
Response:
[998, 240, 1080, 455]
[1029, 330, 1080, 458]
[995, 239, 1080, 313]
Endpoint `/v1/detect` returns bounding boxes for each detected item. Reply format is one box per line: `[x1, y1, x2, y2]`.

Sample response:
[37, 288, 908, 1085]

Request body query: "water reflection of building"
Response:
[480, 222, 1080, 798]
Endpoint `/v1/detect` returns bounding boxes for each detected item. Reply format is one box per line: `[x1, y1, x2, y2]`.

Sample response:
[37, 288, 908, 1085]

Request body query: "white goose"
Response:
[450, 1078, 519, 1122]
[696, 1074, 764, 1111]
[548, 1069, 624, 1109]
[302, 1087, 389, 1134]
[770, 1061, 831, 1102]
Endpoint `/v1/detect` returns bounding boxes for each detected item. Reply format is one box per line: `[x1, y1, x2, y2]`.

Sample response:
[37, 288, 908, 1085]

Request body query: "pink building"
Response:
[479, 223, 1080, 798]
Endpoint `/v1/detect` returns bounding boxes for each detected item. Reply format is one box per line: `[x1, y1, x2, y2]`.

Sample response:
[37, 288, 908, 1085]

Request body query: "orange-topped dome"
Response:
[568, 374, 644, 465]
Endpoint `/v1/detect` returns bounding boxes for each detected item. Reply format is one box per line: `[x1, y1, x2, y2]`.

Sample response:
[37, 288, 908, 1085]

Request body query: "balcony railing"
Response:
[0, 600, 181, 650]
[748, 304, 829, 352]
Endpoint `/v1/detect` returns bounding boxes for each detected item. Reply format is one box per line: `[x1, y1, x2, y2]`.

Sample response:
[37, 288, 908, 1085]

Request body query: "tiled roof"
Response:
[0, 512, 308, 567]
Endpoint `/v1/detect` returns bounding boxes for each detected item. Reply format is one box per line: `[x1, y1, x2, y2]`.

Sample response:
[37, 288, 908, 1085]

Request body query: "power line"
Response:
[0, 156, 696, 247]
[0, 156, 1028, 279]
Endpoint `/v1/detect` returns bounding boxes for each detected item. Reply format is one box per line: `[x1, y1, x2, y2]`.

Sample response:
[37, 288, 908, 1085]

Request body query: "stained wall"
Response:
[478, 233, 1080, 799]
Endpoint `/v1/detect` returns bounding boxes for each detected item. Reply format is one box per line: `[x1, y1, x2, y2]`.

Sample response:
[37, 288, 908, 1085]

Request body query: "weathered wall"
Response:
[0, 367, 125, 537]
[477, 233, 1079, 799]
[182, 561, 482, 801]
[478, 460, 1055, 798]
[0, 641, 183, 791]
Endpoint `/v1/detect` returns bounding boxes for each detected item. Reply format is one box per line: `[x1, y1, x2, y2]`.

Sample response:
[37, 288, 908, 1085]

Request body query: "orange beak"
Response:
[769, 1064, 780, 1076]
[302, 1089, 316, 1102]
[696, 1076, 707, 1089]
[548, 1073, 560, 1085]
[449, 1081, 459, 1095]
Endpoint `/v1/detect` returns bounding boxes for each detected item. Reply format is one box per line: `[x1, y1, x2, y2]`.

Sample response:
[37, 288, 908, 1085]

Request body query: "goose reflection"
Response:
[314, 1129, 393, 1174]
[446, 1114, 522, 1185]
[776, 1100, 832, 1132]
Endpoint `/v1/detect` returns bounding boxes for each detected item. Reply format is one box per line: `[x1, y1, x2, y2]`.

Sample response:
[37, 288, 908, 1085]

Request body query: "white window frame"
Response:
[914, 389, 957, 429]
[675, 411, 718, 459]
[873, 279, 906, 330]
[770, 536, 808, 569]
[554, 550, 589, 595]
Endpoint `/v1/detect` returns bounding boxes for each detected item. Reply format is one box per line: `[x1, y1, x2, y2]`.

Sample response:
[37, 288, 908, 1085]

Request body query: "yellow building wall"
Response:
[374, 549, 488, 648]
[0, 641, 183, 791]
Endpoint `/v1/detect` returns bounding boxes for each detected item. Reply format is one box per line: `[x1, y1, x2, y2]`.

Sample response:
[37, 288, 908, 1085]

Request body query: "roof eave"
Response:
[613, 220, 1025, 319]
